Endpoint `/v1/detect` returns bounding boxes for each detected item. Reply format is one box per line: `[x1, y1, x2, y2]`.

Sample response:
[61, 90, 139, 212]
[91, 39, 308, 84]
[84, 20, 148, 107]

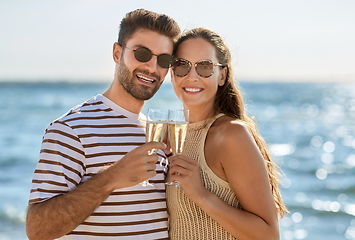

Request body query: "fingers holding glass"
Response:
[165, 109, 189, 186]
[141, 109, 168, 188]
[167, 155, 199, 189]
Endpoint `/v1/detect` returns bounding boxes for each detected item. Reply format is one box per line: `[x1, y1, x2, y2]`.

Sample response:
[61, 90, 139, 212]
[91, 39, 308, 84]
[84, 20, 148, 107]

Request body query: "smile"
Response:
[137, 74, 155, 83]
[184, 87, 203, 93]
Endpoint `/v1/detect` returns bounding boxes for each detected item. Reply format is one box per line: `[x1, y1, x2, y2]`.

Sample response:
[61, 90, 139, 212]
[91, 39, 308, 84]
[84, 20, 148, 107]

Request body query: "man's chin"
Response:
[134, 92, 156, 101]
[134, 83, 162, 100]
[128, 88, 158, 101]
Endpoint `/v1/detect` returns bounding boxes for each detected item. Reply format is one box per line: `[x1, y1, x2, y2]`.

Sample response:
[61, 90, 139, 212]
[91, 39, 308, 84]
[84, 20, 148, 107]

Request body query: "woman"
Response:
[166, 28, 288, 240]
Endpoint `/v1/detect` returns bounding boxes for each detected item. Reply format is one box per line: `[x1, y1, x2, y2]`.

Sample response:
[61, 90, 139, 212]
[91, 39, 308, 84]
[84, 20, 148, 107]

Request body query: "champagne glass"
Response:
[141, 109, 168, 188]
[165, 109, 189, 186]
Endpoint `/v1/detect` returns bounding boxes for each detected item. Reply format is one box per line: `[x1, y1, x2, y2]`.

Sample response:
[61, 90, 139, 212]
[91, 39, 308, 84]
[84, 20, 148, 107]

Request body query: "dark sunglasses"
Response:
[123, 46, 173, 69]
[172, 58, 224, 78]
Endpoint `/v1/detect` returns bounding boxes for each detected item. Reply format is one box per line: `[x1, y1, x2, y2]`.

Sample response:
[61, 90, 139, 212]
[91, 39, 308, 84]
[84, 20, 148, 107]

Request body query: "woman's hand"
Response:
[168, 155, 208, 201]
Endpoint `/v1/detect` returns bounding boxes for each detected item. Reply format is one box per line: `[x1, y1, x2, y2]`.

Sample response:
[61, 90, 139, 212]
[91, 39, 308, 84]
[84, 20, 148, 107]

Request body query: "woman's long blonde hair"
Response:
[173, 27, 288, 218]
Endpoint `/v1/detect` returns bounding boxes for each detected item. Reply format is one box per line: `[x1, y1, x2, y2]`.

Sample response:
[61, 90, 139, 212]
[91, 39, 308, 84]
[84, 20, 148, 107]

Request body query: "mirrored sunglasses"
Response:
[172, 58, 224, 78]
[123, 46, 173, 69]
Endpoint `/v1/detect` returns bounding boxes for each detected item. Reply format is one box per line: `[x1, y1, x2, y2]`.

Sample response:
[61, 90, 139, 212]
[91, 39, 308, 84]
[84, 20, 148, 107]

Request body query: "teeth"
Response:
[138, 75, 154, 83]
[185, 88, 202, 92]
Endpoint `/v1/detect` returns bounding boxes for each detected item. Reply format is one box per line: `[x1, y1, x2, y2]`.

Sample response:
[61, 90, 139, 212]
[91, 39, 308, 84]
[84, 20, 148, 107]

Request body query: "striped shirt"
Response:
[29, 94, 169, 240]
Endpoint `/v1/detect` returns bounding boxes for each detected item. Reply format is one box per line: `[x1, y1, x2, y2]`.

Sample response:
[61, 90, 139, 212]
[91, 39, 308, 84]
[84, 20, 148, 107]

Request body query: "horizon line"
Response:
[0, 76, 354, 84]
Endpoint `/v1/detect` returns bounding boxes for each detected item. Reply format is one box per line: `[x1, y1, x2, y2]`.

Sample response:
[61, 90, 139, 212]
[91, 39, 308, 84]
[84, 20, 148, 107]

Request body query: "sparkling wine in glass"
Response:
[165, 109, 189, 186]
[141, 109, 168, 188]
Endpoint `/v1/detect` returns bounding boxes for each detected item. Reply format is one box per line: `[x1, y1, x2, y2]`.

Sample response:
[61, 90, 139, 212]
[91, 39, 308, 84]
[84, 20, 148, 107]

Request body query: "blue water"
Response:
[0, 81, 354, 240]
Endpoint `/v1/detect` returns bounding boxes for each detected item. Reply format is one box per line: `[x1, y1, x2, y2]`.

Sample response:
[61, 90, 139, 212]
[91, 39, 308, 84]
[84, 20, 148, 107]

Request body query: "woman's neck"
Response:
[187, 106, 216, 123]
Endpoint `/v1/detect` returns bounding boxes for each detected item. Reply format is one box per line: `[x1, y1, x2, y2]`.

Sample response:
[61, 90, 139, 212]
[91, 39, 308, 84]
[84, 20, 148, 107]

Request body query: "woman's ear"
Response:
[113, 43, 122, 64]
[218, 67, 227, 86]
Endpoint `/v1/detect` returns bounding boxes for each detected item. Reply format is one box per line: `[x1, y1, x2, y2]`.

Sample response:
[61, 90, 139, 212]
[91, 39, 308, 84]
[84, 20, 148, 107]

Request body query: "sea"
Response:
[0, 81, 354, 240]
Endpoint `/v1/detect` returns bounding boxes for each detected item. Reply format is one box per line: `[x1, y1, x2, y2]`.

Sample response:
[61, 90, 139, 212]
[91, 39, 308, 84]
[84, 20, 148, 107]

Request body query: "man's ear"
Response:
[113, 43, 122, 64]
[218, 67, 227, 86]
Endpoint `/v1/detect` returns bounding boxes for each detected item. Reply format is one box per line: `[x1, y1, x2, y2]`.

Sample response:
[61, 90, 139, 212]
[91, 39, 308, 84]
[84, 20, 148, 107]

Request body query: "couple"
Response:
[26, 9, 287, 240]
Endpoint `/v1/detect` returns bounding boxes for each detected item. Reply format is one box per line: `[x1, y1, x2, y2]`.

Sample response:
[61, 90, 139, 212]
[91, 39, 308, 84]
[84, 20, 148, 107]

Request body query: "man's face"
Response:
[116, 29, 173, 100]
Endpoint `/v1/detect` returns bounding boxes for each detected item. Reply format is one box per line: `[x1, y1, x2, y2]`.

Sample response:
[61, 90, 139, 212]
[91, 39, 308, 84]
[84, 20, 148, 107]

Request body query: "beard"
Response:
[117, 58, 164, 101]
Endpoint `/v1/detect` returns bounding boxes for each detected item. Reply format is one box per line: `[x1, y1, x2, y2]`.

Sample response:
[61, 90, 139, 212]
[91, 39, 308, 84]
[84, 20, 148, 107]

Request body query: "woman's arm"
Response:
[168, 121, 279, 240]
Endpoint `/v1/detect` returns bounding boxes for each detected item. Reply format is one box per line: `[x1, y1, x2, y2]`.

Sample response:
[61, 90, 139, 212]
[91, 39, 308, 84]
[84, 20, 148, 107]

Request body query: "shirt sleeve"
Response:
[29, 120, 86, 204]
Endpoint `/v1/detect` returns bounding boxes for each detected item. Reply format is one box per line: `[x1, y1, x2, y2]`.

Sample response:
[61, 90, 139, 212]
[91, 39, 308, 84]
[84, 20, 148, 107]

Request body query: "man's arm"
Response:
[26, 141, 166, 240]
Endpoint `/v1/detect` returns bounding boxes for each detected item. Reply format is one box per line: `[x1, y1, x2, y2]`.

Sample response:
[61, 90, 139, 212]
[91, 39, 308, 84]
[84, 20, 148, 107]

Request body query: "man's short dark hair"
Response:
[117, 9, 180, 46]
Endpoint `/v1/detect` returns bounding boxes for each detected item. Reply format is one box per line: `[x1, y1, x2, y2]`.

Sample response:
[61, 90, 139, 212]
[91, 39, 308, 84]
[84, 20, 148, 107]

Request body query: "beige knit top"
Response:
[166, 114, 240, 240]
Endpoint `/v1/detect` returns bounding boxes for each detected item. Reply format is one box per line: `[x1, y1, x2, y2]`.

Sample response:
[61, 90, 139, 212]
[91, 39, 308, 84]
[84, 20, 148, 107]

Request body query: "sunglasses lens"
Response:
[133, 47, 172, 68]
[157, 54, 173, 68]
[173, 60, 190, 77]
[196, 61, 214, 77]
[134, 47, 152, 62]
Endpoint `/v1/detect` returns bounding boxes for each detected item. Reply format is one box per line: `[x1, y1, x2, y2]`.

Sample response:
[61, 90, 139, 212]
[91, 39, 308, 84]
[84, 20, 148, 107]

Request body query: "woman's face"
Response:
[171, 38, 226, 114]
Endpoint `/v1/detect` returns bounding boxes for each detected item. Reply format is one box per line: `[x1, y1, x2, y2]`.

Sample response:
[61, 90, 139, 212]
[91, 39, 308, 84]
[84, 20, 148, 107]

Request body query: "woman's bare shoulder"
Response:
[211, 116, 261, 165]
[212, 116, 252, 144]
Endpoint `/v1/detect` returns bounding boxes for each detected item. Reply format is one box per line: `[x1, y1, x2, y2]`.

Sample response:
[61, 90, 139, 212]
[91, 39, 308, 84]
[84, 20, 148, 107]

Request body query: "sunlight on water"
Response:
[4, 204, 26, 223]
[1, 82, 354, 239]
[346, 155, 355, 168]
[270, 143, 296, 156]
[265, 105, 278, 118]
[310, 135, 323, 149]
[316, 168, 328, 180]
[295, 192, 307, 203]
[301, 103, 319, 117]
[321, 152, 334, 164]
[323, 141, 336, 153]
[249, 83, 355, 240]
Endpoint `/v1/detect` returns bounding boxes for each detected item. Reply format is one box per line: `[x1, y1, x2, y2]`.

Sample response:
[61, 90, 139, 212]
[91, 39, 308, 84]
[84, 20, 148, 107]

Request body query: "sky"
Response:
[0, 0, 354, 83]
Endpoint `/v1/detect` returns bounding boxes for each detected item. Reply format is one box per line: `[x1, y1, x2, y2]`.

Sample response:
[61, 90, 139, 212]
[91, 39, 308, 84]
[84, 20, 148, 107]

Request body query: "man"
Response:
[26, 9, 180, 240]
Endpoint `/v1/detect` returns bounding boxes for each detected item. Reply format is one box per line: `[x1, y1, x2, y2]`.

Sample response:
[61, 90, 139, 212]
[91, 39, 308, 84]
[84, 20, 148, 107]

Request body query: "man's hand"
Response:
[104, 141, 167, 190]
[26, 141, 166, 240]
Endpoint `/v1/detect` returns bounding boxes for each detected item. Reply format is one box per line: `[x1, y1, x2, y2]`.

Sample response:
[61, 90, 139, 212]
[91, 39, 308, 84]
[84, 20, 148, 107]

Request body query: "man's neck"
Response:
[103, 80, 144, 114]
